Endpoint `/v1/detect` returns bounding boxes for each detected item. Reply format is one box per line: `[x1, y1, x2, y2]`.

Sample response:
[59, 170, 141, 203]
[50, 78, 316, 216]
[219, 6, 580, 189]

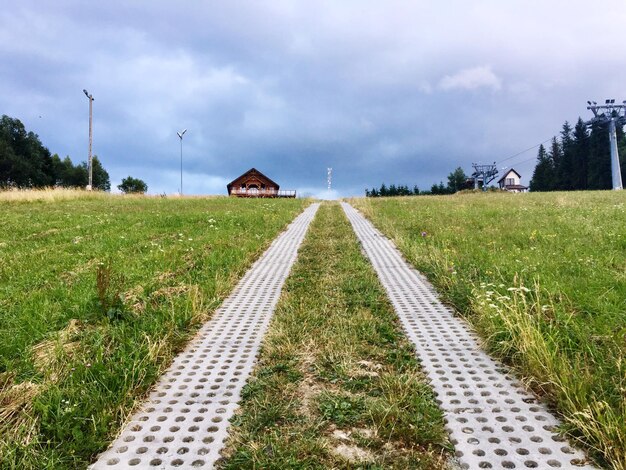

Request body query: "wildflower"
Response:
[421, 231, 427, 237]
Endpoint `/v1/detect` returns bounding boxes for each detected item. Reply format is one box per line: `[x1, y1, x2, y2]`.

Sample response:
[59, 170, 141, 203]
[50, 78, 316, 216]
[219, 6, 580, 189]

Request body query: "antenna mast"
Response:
[327, 167, 332, 191]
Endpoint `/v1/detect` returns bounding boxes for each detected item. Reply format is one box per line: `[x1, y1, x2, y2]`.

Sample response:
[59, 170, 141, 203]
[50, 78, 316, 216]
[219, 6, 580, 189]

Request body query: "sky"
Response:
[1, 1, 625, 198]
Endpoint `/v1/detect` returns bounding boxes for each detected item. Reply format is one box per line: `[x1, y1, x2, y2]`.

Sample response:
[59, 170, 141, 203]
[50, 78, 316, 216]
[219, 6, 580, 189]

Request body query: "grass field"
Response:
[220, 202, 449, 469]
[0, 190, 307, 469]
[351, 191, 626, 469]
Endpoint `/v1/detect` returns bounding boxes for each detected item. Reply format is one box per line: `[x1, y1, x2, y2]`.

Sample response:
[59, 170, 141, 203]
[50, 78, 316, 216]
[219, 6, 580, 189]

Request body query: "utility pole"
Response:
[83, 89, 94, 190]
[586, 99, 625, 190]
[177, 129, 187, 195]
[327, 167, 332, 191]
[471, 162, 498, 191]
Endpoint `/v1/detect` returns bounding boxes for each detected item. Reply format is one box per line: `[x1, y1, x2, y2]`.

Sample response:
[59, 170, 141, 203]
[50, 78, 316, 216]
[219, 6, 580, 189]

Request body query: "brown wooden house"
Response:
[227, 168, 296, 198]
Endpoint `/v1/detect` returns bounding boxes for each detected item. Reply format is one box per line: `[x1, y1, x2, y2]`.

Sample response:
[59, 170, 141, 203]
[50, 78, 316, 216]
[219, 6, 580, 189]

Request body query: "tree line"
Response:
[366, 167, 469, 197]
[530, 117, 626, 191]
[0, 114, 111, 190]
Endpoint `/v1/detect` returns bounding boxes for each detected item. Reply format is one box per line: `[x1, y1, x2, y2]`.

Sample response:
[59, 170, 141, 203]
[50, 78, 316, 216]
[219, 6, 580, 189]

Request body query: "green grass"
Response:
[220, 202, 449, 469]
[350, 191, 626, 469]
[0, 191, 307, 469]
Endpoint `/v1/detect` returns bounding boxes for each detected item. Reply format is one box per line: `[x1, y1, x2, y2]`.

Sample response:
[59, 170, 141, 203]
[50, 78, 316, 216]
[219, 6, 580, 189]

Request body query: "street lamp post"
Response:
[177, 129, 187, 195]
[83, 89, 94, 190]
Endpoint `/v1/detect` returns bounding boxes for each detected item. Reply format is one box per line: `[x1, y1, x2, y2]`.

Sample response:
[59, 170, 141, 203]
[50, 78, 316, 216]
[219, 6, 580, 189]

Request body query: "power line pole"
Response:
[83, 89, 94, 190]
[586, 99, 625, 190]
[471, 162, 498, 191]
[177, 129, 187, 195]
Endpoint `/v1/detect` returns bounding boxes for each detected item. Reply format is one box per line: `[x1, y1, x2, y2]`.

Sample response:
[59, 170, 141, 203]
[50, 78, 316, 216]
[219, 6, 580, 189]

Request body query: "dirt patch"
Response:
[31, 319, 83, 381]
[123, 285, 146, 314]
[60, 258, 100, 286]
[150, 285, 191, 301]
[332, 443, 374, 463]
[352, 360, 383, 378]
[296, 376, 324, 420]
[0, 375, 41, 445]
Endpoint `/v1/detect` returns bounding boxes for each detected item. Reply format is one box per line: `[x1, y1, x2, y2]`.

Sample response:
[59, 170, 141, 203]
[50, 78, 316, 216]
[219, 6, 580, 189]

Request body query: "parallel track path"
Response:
[341, 202, 596, 470]
[91, 203, 319, 469]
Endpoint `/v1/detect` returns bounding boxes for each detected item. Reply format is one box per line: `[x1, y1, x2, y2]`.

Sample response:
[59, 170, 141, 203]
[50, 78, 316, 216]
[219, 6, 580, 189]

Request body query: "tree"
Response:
[547, 137, 562, 190]
[0, 114, 112, 190]
[0, 115, 54, 187]
[530, 144, 554, 191]
[556, 121, 574, 190]
[571, 118, 589, 190]
[81, 156, 110, 191]
[447, 167, 468, 193]
[587, 122, 612, 190]
[430, 181, 448, 195]
[118, 176, 148, 194]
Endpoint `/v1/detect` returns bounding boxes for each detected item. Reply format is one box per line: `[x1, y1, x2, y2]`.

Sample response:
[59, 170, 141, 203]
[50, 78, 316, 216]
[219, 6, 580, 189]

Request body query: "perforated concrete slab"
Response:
[341, 203, 596, 470]
[91, 203, 319, 470]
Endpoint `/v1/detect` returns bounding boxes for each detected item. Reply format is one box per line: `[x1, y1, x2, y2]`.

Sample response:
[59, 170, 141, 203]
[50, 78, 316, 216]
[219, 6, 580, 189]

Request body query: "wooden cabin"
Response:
[498, 169, 528, 193]
[227, 168, 296, 198]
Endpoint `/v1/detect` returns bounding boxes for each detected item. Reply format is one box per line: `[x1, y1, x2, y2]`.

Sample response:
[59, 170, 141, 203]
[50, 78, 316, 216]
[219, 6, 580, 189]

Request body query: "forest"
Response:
[0, 114, 110, 190]
[530, 117, 626, 191]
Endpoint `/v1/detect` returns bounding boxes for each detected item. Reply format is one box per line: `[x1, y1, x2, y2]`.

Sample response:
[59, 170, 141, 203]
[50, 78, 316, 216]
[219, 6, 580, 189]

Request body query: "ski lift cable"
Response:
[496, 137, 553, 165]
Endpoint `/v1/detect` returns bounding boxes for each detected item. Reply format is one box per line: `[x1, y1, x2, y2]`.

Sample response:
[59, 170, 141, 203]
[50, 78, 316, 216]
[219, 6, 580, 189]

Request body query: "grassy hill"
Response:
[0, 190, 307, 469]
[351, 190, 626, 469]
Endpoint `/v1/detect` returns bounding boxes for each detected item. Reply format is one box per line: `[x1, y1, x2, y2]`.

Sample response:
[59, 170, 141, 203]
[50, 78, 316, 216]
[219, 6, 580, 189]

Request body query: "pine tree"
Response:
[557, 121, 574, 190]
[547, 137, 562, 190]
[571, 118, 589, 190]
[530, 144, 554, 191]
[447, 167, 468, 193]
[587, 122, 611, 189]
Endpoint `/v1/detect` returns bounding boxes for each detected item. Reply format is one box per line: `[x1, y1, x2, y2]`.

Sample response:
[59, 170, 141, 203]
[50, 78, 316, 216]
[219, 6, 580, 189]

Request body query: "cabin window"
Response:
[506, 178, 515, 186]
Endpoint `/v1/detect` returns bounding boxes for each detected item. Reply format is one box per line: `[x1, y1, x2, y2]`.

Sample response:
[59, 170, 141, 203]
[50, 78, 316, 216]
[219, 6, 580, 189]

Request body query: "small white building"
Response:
[498, 169, 528, 193]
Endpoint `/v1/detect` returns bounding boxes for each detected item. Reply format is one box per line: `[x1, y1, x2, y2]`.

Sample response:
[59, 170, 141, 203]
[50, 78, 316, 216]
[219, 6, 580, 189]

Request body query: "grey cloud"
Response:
[2, 1, 626, 195]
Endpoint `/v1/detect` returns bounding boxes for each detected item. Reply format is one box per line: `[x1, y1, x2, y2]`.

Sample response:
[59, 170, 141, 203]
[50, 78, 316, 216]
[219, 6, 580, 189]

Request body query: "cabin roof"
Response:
[497, 168, 522, 184]
[226, 168, 280, 192]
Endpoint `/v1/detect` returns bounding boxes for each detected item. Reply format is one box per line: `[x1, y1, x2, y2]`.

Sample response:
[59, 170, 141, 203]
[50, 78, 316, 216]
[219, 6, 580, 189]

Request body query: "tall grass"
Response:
[0, 192, 307, 469]
[0, 187, 112, 202]
[351, 191, 626, 469]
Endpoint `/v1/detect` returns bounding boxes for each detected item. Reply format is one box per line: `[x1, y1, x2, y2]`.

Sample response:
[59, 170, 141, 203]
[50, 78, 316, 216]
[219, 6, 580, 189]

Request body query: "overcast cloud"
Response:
[1, 1, 625, 197]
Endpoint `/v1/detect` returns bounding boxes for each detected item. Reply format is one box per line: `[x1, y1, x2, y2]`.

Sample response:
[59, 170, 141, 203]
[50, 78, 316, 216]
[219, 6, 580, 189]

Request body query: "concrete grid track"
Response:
[91, 203, 319, 470]
[341, 202, 596, 470]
